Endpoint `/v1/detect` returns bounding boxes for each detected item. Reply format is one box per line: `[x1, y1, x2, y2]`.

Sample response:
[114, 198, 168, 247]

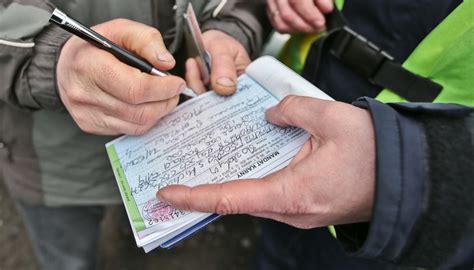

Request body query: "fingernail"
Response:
[157, 51, 174, 62]
[216, 77, 236, 88]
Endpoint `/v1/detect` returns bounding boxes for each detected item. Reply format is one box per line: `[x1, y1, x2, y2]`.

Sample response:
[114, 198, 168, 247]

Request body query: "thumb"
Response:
[266, 96, 334, 136]
[157, 176, 284, 215]
[93, 19, 175, 70]
[209, 47, 238, 96]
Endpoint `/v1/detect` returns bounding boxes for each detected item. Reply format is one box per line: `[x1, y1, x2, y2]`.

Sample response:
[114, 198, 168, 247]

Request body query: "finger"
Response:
[93, 19, 175, 70]
[291, 0, 326, 30]
[73, 76, 179, 126]
[209, 46, 238, 96]
[102, 95, 179, 126]
[157, 177, 285, 215]
[91, 52, 185, 104]
[267, 0, 290, 33]
[98, 113, 158, 135]
[314, 0, 334, 13]
[185, 58, 207, 95]
[72, 109, 150, 136]
[265, 96, 333, 135]
[267, 0, 278, 14]
[276, 0, 315, 33]
[267, 10, 292, 33]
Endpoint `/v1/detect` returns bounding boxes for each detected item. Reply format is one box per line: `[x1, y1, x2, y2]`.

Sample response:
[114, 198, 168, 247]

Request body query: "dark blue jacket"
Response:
[301, 0, 473, 268]
[343, 98, 474, 269]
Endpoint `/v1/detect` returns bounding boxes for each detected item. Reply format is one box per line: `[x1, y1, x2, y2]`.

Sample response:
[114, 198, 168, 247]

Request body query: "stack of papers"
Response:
[105, 74, 309, 252]
[106, 55, 335, 252]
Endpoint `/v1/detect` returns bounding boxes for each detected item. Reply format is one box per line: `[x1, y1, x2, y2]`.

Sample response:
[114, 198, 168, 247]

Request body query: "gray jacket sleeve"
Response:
[200, 0, 271, 59]
[0, 0, 70, 110]
[0, 0, 271, 112]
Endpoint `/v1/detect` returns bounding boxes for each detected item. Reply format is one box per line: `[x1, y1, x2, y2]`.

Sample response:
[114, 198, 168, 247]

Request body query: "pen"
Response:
[49, 8, 197, 98]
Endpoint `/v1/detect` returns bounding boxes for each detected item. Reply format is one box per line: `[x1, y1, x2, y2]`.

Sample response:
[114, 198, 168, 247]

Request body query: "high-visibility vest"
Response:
[278, 0, 474, 106]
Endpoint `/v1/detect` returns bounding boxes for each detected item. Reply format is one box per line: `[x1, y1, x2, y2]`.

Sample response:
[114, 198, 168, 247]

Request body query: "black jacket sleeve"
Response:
[335, 97, 474, 269]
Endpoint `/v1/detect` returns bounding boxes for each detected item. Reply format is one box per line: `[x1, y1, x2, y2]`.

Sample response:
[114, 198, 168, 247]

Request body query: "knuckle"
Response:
[163, 96, 179, 113]
[110, 18, 130, 27]
[298, 25, 313, 33]
[70, 54, 84, 70]
[73, 114, 87, 127]
[126, 80, 144, 105]
[275, 23, 290, 33]
[132, 125, 149, 136]
[150, 99, 176, 124]
[79, 125, 93, 134]
[139, 27, 163, 46]
[215, 195, 236, 215]
[147, 28, 163, 40]
[76, 120, 94, 134]
[68, 88, 89, 104]
[135, 107, 155, 126]
[93, 115, 109, 130]
[280, 10, 294, 22]
[279, 96, 299, 114]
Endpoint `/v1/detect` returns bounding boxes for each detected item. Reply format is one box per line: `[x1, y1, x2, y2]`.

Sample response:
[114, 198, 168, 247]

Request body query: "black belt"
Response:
[306, 9, 443, 102]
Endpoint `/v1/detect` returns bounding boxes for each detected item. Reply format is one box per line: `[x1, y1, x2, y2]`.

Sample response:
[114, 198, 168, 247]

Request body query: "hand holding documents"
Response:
[106, 56, 333, 252]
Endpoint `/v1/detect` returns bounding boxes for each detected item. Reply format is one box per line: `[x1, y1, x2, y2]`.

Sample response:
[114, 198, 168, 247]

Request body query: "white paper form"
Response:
[106, 74, 310, 247]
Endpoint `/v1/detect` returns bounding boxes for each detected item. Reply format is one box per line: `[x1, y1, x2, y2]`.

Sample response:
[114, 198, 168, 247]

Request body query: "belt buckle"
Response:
[330, 26, 395, 80]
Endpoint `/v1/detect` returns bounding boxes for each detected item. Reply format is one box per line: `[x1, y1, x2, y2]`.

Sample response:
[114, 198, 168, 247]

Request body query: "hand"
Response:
[267, 0, 334, 34]
[57, 19, 186, 136]
[157, 96, 376, 229]
[185, 30, 251, 96]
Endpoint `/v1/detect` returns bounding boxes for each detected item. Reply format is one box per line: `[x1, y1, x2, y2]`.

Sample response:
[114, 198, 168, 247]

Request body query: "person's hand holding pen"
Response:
[57, 19, 186, 136]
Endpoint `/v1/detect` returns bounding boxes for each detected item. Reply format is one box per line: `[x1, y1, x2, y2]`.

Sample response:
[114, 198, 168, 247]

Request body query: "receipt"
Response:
[106, 74, 309, 241]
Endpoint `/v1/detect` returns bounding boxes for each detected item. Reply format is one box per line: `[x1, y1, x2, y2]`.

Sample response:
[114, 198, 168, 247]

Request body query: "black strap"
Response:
[308, 9, 443, 102]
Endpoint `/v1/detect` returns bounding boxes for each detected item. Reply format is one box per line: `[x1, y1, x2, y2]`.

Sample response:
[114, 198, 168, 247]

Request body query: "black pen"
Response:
[49, 8, 197, 98]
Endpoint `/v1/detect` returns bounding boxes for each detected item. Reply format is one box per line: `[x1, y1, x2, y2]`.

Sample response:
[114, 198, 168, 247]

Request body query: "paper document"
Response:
[106, 56, 332, 252]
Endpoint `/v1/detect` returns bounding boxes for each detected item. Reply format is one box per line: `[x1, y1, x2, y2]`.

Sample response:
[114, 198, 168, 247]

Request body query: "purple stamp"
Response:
[142, 199, 173, 223]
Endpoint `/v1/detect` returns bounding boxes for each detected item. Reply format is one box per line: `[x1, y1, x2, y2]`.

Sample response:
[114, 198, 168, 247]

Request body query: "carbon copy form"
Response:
[105, 56, 332, 252]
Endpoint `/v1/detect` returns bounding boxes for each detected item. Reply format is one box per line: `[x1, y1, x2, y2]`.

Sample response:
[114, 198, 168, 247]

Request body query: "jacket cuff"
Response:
[388, 103, 474, 268]
[336, 97, 427, 263]
[338, 98, 474, 268]
[27, 24, 71, 111]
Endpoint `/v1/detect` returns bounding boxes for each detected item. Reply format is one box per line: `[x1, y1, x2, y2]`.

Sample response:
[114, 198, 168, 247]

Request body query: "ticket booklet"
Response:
[105, 56, 332, 252]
